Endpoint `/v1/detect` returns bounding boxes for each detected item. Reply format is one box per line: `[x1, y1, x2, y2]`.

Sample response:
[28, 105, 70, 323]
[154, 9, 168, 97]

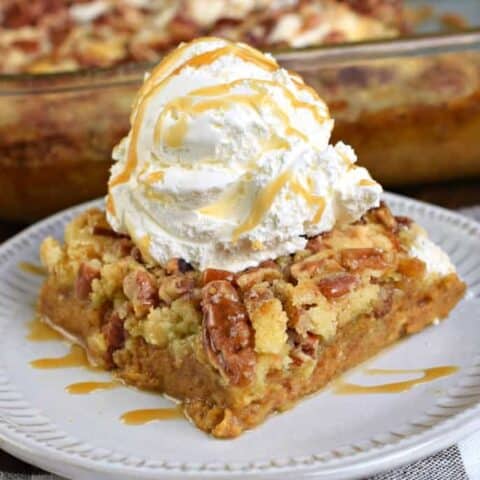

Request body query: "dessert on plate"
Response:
[38, 37, 465, 438]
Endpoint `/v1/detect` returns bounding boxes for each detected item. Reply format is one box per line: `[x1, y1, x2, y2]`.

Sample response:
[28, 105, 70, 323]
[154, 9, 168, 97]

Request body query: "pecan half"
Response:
[395, 216, 413, 228]
[370, 202, 397, 231]
[75, 263, 100, 300]
[158, 274, 195, 304]
[317, 273, 358, 299]
[130, 247, 144, 263]
[112, 238, 134, 258]
[374, 285, 394, 318]
[123, 270, 159, 316]
[340, 248, 389, 271]
[306, 233, 330, 253]
[92, 225, 130, 239]
[165, 258, 194, 275]
[290, 257, 342, 280]
[168, 13, 199, 42]
[398, 257, 426, 278]
[201, 269, 235, 285]
[102, 311, 125, 367]
[201, 281, 255, 385]
[235, 262, 281, 291]
[288, 328, 319, 365]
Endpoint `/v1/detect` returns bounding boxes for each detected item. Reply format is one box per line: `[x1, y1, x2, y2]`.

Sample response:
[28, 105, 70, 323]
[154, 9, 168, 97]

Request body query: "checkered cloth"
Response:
[1, 206, 479, 479]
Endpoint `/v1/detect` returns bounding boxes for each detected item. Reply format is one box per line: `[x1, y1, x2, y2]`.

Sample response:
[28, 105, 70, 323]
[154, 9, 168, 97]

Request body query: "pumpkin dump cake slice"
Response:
[38, 38, 465, 438]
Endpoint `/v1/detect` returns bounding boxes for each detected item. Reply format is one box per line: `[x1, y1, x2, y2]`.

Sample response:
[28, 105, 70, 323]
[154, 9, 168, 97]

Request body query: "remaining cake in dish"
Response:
[38, 38, 465, 438]
[0, 0, 405, 74]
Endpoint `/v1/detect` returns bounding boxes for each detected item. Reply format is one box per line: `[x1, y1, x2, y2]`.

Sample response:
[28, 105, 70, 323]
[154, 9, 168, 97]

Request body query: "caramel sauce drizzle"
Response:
[134, 38, 272, 113]
[111, 40, 328, 192]
[30, 344, 96, 370]
[26, 317, 63, 342]
[191, 78, 327, 124]
[66, 381, 119, 395]
[161, 113, 188, 148]
[233, 170, 291, 241]
[180, 44, 277, 74]
[154, 79, 327, 150]
[18, 262, 46, 276]
[153, 86, 304, 149]
[111, 42, 279, 189]
[290, 177, 326, 224]
[200, 171, 326, 240]
[358, 179, 378, 187]
[106, 194, 116, 216]
[120, 407, 184, 425]
[198, 182, 246, 219]
[335, 366, 458, 395]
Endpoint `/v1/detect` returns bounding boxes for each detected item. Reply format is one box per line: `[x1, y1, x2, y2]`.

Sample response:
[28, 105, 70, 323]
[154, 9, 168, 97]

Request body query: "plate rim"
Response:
[0, 191, 479, 480]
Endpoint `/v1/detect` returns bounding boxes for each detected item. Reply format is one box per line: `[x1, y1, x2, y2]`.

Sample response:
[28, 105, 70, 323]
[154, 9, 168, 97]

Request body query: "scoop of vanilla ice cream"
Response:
[107, 37, 382, 271]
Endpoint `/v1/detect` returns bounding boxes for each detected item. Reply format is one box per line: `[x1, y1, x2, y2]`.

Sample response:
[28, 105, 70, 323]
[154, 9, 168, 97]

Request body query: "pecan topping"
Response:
[290, 257, 342, 280]
[395, 216, 413, 228]
[102, 311, 125, 367]
[306, 233, 330, 253]
[92, 225, 130, 239]
[201, 281, 255, 385]
[123, 270, 159, 315]
[201, 268, 234, 285]
[158, 274, 195, 304]
[165, 258, 194, 275]
[112, 238, 134, 258]
[130, 247, 143, 263]
[288, 329, 319, 365]
[75, 263, 100, 300]
[235, 262, 281, 290]
[340, 248, 389, 271]
[317, 273, 358, 299]
[168, 14, 199, 42]
[398, 257, 426, 278]
[374, 285, 394, 318]
[370, 202, 397, 231]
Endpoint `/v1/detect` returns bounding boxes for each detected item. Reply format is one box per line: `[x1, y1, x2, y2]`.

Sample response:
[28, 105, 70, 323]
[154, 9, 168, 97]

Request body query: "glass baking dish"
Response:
[1, 1, 480, 222]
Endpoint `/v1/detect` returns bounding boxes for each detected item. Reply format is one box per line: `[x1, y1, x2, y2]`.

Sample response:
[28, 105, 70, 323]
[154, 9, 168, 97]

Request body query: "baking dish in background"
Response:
[1, 1, 480, 222]
[291, 32, 480, 186]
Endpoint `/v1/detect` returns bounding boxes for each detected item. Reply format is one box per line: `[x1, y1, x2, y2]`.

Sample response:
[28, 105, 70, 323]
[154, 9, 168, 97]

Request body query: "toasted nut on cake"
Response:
[290, 257, 342, 280]
[123, 270, 159, 315]
[288, 329, 319, 364]
[370, 202, 398, 231]
[165, 258, 194, 275]
[158, 274, 195, 304]
[235, 262, 281, 290]
[340, 248, 389, 271]
[201, 269, 235, 285]
[102, 311, 125, 367]
[75, 263, 100, 300]
[201, 280, 255, 385]
[316, 273, 358, 299]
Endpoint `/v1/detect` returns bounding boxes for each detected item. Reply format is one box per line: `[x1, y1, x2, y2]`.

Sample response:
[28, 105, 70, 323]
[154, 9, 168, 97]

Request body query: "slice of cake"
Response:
[38, 38, 465, 438]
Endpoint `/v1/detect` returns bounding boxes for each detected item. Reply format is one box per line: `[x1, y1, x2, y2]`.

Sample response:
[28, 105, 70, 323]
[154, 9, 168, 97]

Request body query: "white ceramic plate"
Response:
[0, 192, 479, 480]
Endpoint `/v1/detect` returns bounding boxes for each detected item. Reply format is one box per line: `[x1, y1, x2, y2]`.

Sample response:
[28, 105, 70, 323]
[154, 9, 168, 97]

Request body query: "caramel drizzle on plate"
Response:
[18, 262, 46, 276]
[120, 407, 184, 425]
[30, 344, 97, 370]
[335, 366, 458, 395]
[66, 381, 119, 395]
[26, 317, 63, 342]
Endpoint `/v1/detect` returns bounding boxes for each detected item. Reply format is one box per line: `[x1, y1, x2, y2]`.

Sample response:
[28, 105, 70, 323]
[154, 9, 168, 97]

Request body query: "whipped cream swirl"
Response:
[107, 37, 382, 271]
